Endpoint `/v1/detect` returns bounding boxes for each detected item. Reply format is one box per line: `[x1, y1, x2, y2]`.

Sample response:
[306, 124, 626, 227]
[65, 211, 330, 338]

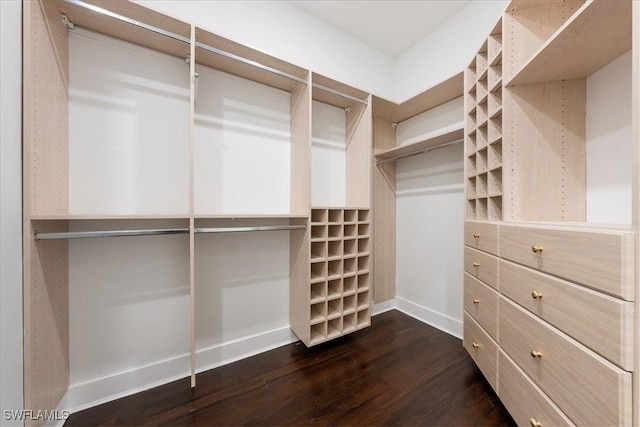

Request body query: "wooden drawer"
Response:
[463, 311, 498, 392]
[464, 247, 498, 289]
[499, 296, 632, 427]
[499, 349, 575, 427]
[499, 223, 634, 300]
[464, 221, 498, 255]
[464, 273, 498, 340]
[500, 259, 634, 370]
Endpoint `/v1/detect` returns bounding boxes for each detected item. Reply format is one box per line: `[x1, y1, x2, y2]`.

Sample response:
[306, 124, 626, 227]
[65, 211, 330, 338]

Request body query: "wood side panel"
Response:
[500, 259, 634, 370]
[463, 273, 498, 340]
[346, 95, 372, 209]
[463, 312, 498, 392]
[499, 223, 635, 300]
[372, 118, 395, 302]
[463, 247, 498, 289]
[464, 221, 498, 255]
[499, 296, 632, 427]
[633, 2, 640, 425]
[498, 349, 575, 427]
[26, 221, 69, 427]
[27, 0, 69, 216]
[290, 219, 311, 345]
[503, 80, 586, 222]
[290, 75, 312, 216]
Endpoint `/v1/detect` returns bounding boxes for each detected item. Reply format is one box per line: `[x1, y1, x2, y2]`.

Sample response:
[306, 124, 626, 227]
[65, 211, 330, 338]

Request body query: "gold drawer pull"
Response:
[529, 418, 542, 427]
[473, 298, 480, 304]
[532, 245, 543, 253]
[473, 262, 480, 267]
[472, 342, 480, 349]
[531, 291, 543, 299]
[530, 350, 542, 358]
[473, 233, 481, 238]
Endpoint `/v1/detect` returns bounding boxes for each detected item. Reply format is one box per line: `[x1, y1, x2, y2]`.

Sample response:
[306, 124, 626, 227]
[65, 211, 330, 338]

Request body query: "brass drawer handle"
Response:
[473, 262, 480, 267]
[531, 291, 543, 299]
[529, 418, 542, 427]
[530, 350, 542, 358]
[473, 298, 480, 304]
[532, 245, 543, 253]
[472, 342, 480, 349]
[473, 233, 481, 238]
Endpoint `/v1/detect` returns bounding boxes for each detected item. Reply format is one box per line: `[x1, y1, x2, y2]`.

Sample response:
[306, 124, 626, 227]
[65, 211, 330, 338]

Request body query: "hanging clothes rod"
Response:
[195, 225, 306, 234]
[312, 83, 369, 106]
[63, 1, 371, 105]
[376, 138, 464, 165]
[61, 0, 307, 86]
[34, 228, 190, 241]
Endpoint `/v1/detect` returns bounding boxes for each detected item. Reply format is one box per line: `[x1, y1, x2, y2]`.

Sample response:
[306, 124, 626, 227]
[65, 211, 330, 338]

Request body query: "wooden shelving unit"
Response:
[374, 122, 463, 163]
[305, 208, 371, 346]
[465, 1, 638, 426]
[466, 19, 502, 221]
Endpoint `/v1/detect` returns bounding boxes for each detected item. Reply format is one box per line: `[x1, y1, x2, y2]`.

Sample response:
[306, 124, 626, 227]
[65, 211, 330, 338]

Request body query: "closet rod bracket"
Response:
[61, 13, 75, 30]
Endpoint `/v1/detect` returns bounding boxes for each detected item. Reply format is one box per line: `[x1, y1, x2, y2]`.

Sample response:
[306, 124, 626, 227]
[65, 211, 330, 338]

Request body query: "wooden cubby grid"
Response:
[305, 208, 371, 346]
[465, 18, 503, 221]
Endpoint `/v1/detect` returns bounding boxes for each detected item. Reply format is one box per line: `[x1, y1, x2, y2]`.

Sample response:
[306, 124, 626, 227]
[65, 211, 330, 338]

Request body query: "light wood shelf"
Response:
[374, 122, 464, 163]
[507, 0, 632, 86]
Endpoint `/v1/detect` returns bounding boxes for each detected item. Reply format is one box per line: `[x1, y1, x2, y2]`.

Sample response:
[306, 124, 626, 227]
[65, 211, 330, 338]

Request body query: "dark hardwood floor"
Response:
[65, 310, 515, 426]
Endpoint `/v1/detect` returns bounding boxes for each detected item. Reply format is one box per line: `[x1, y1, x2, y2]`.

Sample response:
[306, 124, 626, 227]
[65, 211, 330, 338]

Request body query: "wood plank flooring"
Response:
[65, 310, 514, 426]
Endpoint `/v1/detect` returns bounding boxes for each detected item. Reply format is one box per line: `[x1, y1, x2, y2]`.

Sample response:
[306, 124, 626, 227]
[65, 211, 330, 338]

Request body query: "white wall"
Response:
[586, 50, 632, 225]
[394, 98, 465, 337]
[0, 0, 24, 423]
[137, 0, 395, 99]
[394, 1, 508, 101]
[311, 101, 347, 207]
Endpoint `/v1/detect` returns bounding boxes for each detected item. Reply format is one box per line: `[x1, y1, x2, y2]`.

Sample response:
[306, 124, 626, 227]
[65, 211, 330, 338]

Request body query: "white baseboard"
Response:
[58, 301, 460, 417]
[60, 326, 297, 414]
[393, 296, 463, 339]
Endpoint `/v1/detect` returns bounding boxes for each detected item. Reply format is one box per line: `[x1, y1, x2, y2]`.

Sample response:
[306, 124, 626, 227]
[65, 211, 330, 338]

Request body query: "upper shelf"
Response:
[374, 121, 464, 163]
[372, 72, 463, 123]
[507, 0, 632, 86]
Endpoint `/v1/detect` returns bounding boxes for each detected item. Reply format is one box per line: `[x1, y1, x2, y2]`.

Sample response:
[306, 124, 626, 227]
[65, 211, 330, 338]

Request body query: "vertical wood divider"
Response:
[632, 2, 640, 423]
[189, 24, 197, 388]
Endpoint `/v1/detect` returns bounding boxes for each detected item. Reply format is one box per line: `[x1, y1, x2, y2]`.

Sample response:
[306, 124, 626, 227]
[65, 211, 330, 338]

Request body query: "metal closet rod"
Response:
[195, 225, 306, 234]
[376, 138, 464, 165]
[34, 225, 307, 240]
[34, 228, 190, 241]
[62, 0, 368, 106]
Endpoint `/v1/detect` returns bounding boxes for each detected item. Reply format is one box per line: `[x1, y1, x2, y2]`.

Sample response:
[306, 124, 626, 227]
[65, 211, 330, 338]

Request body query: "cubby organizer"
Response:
[466, 18, 502, 221]
[301, 208, 371, 346]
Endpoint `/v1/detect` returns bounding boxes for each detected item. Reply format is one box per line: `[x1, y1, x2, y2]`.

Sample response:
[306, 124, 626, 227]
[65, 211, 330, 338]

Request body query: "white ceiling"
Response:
[288, 0, 472, 58]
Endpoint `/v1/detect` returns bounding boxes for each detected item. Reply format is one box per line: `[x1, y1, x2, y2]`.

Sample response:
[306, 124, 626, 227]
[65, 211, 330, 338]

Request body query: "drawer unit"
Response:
[499, 296, 632, 427]
[499, 349, 574, 427]
[463, 311, 498, 392]
[464, 221, 498, 255]
[464, 246, 498, 289]
[499, 223, 634, 300]
[500, 259, 634, 370]
[464, 273, 498, 340]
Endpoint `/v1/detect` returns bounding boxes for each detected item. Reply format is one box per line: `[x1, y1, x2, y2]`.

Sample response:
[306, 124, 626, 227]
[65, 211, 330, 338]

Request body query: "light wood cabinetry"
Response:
[23, 0, 371, 422]
[464, 1, 639, 425]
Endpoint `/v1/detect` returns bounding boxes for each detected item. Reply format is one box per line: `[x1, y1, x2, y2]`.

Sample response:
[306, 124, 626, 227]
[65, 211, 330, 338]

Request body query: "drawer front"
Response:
[464, 221, 498, 255]
[499, 224, 634, 300]
[499, 350, 575, 427]
[500, 259, 634, 370]
[464, 273, 498, 340]
[464, 247, 498, 289]
[463, 311, 498, 392]
[499, 296, 632, 427]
